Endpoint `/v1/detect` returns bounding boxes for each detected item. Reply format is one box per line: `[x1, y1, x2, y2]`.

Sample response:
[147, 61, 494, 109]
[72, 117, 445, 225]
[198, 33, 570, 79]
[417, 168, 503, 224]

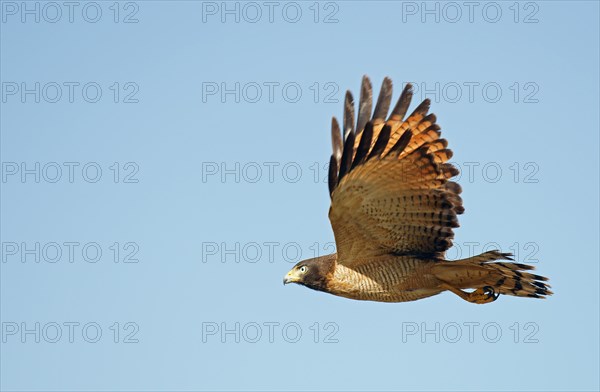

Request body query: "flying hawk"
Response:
[283, 76, 551, 304]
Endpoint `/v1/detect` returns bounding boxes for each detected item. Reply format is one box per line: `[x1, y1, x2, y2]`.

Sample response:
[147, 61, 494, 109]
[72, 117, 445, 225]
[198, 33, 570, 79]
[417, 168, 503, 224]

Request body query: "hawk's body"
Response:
[284, 76, 551, 304]
[329, 257, 441, 302]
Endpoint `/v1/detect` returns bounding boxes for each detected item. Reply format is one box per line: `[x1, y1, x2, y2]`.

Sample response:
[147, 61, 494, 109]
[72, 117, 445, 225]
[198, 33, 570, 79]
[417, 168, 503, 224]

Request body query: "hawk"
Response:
[283, 76, 551, 304]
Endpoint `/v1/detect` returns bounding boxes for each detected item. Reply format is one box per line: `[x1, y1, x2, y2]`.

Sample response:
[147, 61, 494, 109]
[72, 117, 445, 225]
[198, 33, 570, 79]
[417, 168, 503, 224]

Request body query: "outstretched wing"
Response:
[328, 76, 463, 268]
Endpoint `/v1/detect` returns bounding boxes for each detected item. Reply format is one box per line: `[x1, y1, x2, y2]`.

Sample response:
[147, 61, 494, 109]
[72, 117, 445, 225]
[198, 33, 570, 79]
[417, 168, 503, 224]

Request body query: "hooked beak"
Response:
[283, 269, 299, 285]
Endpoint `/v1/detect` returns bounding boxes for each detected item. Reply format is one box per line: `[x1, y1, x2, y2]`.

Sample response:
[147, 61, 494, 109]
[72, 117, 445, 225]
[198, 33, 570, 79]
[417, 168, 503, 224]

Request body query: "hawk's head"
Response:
[283, 254, 336, 292]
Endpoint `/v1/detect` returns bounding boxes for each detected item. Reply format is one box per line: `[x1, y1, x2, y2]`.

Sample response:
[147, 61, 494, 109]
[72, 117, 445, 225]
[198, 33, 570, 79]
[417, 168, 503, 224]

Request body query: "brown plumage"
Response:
[283, 76, 552, 304]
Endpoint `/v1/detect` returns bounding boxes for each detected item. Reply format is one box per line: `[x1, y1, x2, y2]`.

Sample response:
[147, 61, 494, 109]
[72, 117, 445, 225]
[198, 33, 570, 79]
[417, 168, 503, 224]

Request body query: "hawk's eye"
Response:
[300, 266, 307, 273]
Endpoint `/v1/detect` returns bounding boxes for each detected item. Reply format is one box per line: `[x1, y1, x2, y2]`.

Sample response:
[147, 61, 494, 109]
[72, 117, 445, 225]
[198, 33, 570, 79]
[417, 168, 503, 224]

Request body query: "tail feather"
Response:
[434, 250, 552, 300]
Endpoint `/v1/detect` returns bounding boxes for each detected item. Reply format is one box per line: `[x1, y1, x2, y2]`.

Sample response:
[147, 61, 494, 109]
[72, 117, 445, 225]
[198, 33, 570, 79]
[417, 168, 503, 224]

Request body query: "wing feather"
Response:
[367, 124, 391, 160]
[352, 122, 374, 169]
[343, 91, 355, 139]
[331, 117, 343, 161]
[389, 83, 413, 122]
[328, 155, 338, 197]
[372, 77, 393, 121]
[328, 77, 463, 267]
[356, 76, 373, 135]
[337, 130, 355, 182]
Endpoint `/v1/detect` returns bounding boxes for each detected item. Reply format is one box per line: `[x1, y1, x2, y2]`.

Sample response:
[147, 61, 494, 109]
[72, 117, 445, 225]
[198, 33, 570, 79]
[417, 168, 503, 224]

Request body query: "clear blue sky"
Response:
[1, 1, 599, 391]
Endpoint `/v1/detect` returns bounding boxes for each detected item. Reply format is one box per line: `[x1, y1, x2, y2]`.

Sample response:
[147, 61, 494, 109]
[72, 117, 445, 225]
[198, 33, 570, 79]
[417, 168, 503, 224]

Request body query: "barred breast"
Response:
[328, 256, 442, 302]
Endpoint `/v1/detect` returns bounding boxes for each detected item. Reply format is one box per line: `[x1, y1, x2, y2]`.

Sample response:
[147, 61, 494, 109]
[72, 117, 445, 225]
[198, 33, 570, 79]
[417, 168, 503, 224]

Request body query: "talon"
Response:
[483, 286, 499, 300]
[483, 285, 493, 298]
